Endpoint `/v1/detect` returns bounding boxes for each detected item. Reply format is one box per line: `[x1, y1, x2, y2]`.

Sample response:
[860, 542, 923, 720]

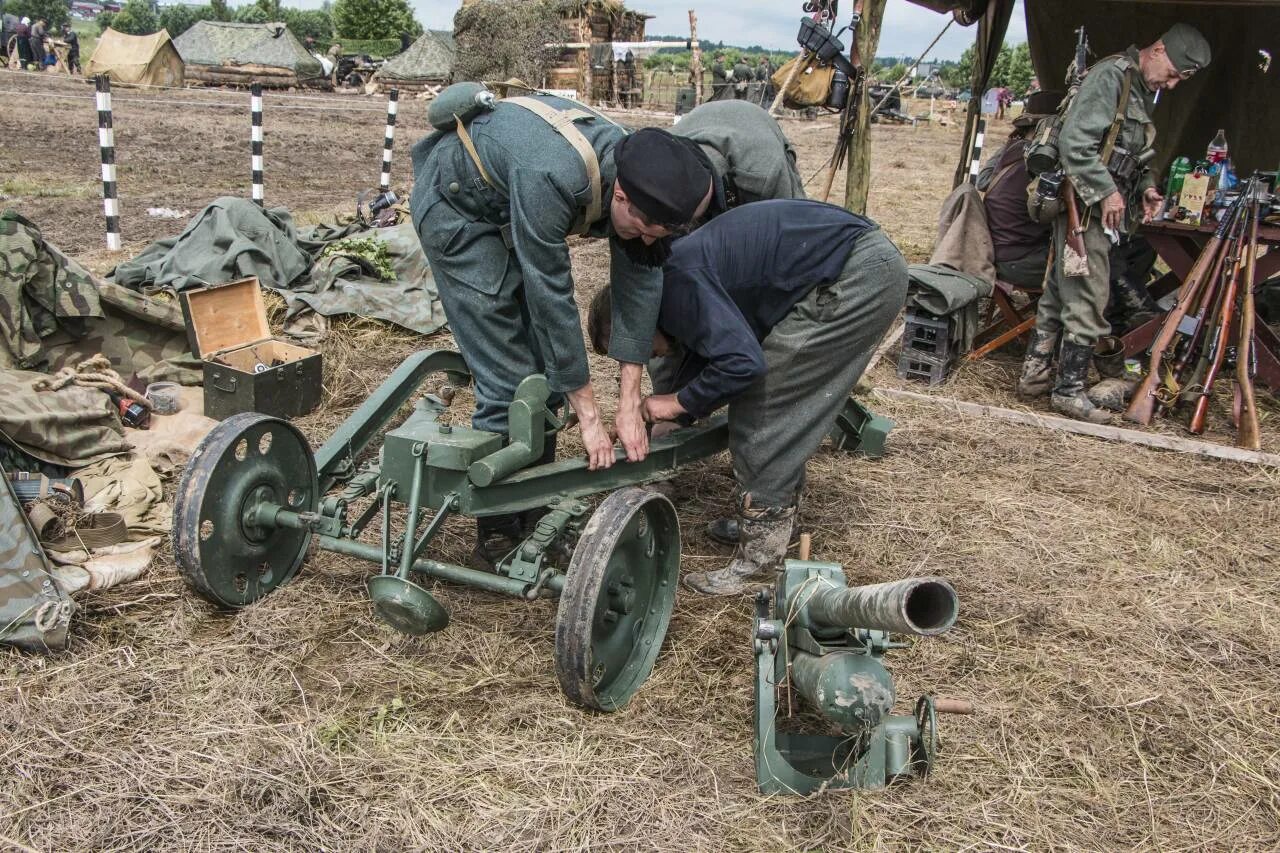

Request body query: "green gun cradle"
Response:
[173, 349, 894, 712]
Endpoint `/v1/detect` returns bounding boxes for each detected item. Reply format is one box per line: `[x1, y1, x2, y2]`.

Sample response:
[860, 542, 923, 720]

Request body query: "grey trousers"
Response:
[728, 229, 907, 507]
[422, 208, 564, 434]
[1034, 211, 1112, 347]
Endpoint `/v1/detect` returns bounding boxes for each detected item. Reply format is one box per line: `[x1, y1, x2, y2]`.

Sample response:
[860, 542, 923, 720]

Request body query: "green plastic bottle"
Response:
[1165, 156, 1192, 200]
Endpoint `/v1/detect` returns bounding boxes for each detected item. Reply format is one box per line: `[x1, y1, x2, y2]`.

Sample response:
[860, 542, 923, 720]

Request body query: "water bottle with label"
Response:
[1206, 129, 1228, 176]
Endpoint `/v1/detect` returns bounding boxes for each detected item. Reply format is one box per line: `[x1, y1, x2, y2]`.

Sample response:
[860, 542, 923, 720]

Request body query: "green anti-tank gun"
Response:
[754, 559, 966, 793]
[173, 349, 894, 712]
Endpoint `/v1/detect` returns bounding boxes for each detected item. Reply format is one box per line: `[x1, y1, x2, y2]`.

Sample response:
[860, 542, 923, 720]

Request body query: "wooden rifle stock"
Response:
[1188, 209, 1248, 435]
[1062, 181, 1088, 262]
[1171, 234, 1233, 387]
[1124, 203, 1239, 425]
[1234, 188, 1262, 449]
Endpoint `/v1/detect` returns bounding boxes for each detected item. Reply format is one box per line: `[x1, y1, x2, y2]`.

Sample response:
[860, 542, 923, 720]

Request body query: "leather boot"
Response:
[1016, 327, 1058, 399]
[1107, 273, 1159, 331]
[1050, 340, 1113, 424]
[684, 502, 796, 596]
[1088, 336, 1135, 411]
[706, 515, 803, 547]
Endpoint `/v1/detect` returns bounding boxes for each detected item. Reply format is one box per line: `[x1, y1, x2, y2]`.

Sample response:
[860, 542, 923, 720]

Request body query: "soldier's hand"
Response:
[1101, 191, 1126, 232]
[1142, 187, 1164, 223]
[642, 394, 687, 423]
[579, 416, 616, 471]
[614, 399, 649, 463]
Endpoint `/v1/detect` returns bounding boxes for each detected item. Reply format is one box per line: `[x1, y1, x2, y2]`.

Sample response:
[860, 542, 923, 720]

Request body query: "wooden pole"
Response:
[843, 0, 887, 214]
[873, 388, 1280, 468]
[688, 10, 702, 106]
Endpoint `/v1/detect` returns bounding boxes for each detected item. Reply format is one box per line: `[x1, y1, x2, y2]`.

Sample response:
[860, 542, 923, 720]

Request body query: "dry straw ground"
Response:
[2, 75, 1279, 851]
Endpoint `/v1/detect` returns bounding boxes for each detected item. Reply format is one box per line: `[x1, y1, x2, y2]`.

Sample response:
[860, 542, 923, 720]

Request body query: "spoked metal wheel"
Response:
[173, 412, 317, 608]
[555, 487, 680, 712]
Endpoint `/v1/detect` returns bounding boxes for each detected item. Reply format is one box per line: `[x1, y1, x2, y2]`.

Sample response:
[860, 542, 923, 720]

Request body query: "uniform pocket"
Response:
[415, 188, 509, 297]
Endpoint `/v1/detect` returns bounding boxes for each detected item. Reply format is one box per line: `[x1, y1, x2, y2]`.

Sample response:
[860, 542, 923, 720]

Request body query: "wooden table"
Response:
[1121, 218, 1280, 390]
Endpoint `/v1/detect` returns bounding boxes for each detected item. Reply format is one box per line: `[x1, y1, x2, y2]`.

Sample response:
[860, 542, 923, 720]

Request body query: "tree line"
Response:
[94, 0, 422, 44]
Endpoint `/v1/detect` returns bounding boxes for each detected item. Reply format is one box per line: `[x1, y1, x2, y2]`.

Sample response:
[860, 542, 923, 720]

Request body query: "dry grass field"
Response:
[1, 72, 1278, 851]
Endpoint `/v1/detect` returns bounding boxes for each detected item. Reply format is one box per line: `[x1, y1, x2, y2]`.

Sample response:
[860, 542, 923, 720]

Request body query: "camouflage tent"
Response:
[84, 28, 185, 88]
[374, 30, 455, 92]
[173, 21, 323, 88]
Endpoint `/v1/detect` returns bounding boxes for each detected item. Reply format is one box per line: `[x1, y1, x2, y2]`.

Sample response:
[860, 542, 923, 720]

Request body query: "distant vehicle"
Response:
[913, 84, 947, 99]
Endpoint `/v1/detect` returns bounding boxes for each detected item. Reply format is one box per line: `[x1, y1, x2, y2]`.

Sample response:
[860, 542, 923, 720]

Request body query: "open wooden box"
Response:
[179, 277, 322, 421]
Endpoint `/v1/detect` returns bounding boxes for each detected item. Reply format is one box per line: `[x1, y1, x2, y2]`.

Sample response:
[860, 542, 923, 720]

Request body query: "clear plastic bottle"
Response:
[1206, 129, 1229, 166]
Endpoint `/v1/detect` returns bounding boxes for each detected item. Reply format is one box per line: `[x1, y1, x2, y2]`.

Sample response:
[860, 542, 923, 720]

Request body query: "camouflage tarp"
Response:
[0, 209, 103, 370]
[0, 467, 74, 652]
[0, 369, 132, 470]
[172, 21, 323, 80]
[376, 30, 454, 82]
[0, 209, 200, 384]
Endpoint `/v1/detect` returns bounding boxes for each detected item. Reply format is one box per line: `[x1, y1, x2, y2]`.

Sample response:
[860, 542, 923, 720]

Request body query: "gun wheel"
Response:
[173, 412, 317, 608]
[555, 487, 680, 712]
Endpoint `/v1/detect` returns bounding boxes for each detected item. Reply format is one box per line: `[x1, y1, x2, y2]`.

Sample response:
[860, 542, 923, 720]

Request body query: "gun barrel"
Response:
[807, 577, 958, 636]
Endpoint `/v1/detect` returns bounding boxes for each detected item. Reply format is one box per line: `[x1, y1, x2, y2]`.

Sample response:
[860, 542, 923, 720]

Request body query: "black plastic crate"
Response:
[901, 310, 955, 363]
[896, 350, 951, 386]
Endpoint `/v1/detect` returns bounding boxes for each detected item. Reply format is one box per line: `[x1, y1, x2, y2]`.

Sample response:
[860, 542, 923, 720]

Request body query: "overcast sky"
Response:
[407, 0, 1028, 59]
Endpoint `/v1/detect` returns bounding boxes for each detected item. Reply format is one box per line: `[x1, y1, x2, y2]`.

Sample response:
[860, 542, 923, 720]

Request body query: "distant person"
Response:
[731, 56, 753, 99]
[400, 31, 411, 52]
[15, 17, 32, 69]
[327, 41, 342, 87]
[61, 24, 80, 74]
[28, 18, 44, 71]
[711, 52, 728, 99]
[755, 56, 774, 104]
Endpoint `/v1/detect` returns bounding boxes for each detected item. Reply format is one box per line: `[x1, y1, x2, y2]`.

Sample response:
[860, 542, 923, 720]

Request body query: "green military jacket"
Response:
[410, 95, 659, 393]
[671, 100, 806, 205]
[711, 62, 727, 85]
[1059, 47, 1157, 212]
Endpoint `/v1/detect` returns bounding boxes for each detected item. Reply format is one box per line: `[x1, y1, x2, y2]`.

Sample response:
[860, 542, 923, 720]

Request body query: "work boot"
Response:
[1050, 340, 1113, 424]
[470, 514, 523, 572]
[1016, 327, 1058, 399]
[684, 503, 796, 596]
[706, 515, 803, 547]
[1107, 274, 1160, 331]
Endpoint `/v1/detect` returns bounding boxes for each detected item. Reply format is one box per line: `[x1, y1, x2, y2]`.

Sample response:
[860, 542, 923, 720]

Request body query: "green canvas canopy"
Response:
[173, 21, 323, 87]
[375, 30, 455, 87]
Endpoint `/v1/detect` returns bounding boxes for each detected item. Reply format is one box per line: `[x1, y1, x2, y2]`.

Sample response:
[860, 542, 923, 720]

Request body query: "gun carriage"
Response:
[173, 349, 893, 712]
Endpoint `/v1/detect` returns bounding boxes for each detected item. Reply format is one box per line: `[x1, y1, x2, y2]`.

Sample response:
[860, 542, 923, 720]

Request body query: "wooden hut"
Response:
[545, 0, 653, 105]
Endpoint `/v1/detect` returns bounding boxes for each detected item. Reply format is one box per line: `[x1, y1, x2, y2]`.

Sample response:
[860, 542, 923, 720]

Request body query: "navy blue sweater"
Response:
[661, 199, 877, 419]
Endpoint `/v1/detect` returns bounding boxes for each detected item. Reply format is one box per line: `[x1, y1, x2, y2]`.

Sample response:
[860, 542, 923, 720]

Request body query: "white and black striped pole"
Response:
[95, 75, 121, 251]
[250, 83, 264, 206]
[379, 88, 399, 193]
[967, 116, 986, 185]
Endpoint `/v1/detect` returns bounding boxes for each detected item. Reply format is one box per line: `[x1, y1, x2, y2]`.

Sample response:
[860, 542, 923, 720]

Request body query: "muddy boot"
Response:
[1087, 336, 1135, 411]
[1050, 340, 1113, 424]
[706, 515, 803, 547]
[684, 503, 796, 596]
[1016, 327, 1058, 399]
[470, 514, 523, 572]
[1108, 274, 1159, 331]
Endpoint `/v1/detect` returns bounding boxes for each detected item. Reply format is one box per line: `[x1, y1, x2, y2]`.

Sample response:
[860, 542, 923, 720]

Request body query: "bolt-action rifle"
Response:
[1234, 179, 1264, 449]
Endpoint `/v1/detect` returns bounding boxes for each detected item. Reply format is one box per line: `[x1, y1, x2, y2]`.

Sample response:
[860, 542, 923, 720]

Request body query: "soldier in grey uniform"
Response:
[1018, 23, 1211, 422]
[710, 53, 728, 100]
[671, 99, 806, 207]
[410, 84, 713, 565]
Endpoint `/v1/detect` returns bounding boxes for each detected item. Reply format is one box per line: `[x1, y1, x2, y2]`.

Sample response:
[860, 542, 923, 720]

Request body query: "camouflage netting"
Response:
[452, 0, 567, 86]
[376, 30, 455, 83]
[172, 21, 323, 79]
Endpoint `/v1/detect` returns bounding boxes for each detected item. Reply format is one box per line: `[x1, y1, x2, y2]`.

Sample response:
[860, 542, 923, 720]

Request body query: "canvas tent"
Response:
[907, 0, 1280, 186]
[374, 30, 455, 92]
[173, 21, 324, 88]
[84, 28, 184, 87]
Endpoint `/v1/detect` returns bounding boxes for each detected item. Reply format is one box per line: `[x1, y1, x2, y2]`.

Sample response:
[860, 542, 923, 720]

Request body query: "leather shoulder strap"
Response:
[504, 96, 603, 235]
[1101, 59, 1134, 161]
